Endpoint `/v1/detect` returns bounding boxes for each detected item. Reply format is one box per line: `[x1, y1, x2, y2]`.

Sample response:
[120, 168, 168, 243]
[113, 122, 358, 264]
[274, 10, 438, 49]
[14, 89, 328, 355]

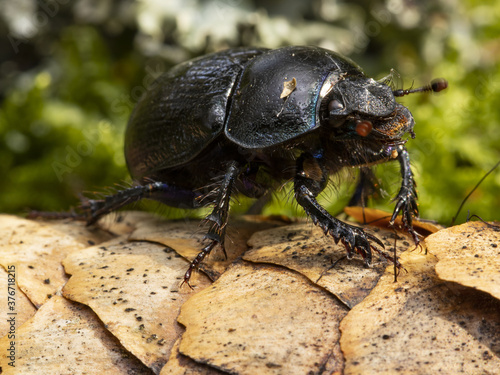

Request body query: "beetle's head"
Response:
[322, 76, 413, 146]
[321, 75, 447, 147]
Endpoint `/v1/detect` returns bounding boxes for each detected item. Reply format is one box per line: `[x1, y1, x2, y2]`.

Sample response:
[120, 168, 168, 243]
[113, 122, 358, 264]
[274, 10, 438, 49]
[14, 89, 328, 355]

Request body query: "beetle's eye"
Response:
[355, 121, 373, 137]
[328, 99, 344, 113]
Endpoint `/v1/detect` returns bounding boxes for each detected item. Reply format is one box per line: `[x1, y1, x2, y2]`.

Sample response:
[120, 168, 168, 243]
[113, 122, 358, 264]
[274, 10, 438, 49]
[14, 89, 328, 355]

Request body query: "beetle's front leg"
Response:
[294, 154, 384, 265]
[182, 161, 241, 288]
[390, 145, 419, 243]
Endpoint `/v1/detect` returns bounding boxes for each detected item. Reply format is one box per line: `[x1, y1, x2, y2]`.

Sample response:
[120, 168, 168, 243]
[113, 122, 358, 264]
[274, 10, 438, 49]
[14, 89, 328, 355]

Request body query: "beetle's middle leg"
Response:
[347, 167, 384, 208]
[182, 161, 241, 287]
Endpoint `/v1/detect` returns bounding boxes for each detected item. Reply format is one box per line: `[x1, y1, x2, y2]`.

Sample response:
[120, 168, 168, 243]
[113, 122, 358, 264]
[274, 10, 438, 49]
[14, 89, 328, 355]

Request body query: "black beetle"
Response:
[82, 46, 447, 286]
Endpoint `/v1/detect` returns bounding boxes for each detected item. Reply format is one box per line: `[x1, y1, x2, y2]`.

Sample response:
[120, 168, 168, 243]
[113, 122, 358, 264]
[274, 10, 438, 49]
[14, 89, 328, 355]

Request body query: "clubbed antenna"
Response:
[393, 78, 448, 97]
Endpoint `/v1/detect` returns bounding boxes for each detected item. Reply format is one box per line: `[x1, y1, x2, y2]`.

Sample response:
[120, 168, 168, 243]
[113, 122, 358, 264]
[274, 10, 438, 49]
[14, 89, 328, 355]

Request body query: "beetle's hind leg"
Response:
[182, 161, 241, 288]
[81, 181, 200, 225]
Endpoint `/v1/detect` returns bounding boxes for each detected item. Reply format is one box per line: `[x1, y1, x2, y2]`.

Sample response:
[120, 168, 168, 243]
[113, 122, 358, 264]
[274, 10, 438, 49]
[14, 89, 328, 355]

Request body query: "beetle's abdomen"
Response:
[125, 48, 266, 180]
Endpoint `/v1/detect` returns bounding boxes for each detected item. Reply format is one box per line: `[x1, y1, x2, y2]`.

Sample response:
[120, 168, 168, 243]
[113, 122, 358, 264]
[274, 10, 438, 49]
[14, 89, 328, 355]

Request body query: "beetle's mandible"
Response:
[82, 46, 447, 286]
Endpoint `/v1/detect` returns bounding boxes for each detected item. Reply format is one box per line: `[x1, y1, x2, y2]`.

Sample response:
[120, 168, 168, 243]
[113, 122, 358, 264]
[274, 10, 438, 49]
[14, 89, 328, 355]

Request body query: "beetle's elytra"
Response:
[83, 46, 447, 286]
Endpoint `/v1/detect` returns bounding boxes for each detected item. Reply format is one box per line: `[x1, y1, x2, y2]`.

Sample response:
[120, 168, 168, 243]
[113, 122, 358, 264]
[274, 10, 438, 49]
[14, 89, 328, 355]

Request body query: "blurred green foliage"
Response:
[0, 0, 498, 224]
[1, 27, 132, 213]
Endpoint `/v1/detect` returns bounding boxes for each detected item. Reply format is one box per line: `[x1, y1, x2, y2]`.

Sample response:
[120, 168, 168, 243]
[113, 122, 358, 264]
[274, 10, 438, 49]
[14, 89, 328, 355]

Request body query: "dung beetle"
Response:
[82, 46, 447, 286]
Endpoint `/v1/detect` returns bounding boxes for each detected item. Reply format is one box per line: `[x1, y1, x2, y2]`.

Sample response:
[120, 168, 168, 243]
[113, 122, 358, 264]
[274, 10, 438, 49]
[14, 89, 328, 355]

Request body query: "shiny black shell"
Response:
[125, 47, 264, 179]
[124, 46, 369, 181]
[225, 46, 363, 148]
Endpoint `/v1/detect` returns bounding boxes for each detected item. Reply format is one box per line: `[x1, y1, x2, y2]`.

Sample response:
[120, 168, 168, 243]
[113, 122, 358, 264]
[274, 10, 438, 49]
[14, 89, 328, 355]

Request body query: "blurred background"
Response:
[0, 0, 499, 224]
